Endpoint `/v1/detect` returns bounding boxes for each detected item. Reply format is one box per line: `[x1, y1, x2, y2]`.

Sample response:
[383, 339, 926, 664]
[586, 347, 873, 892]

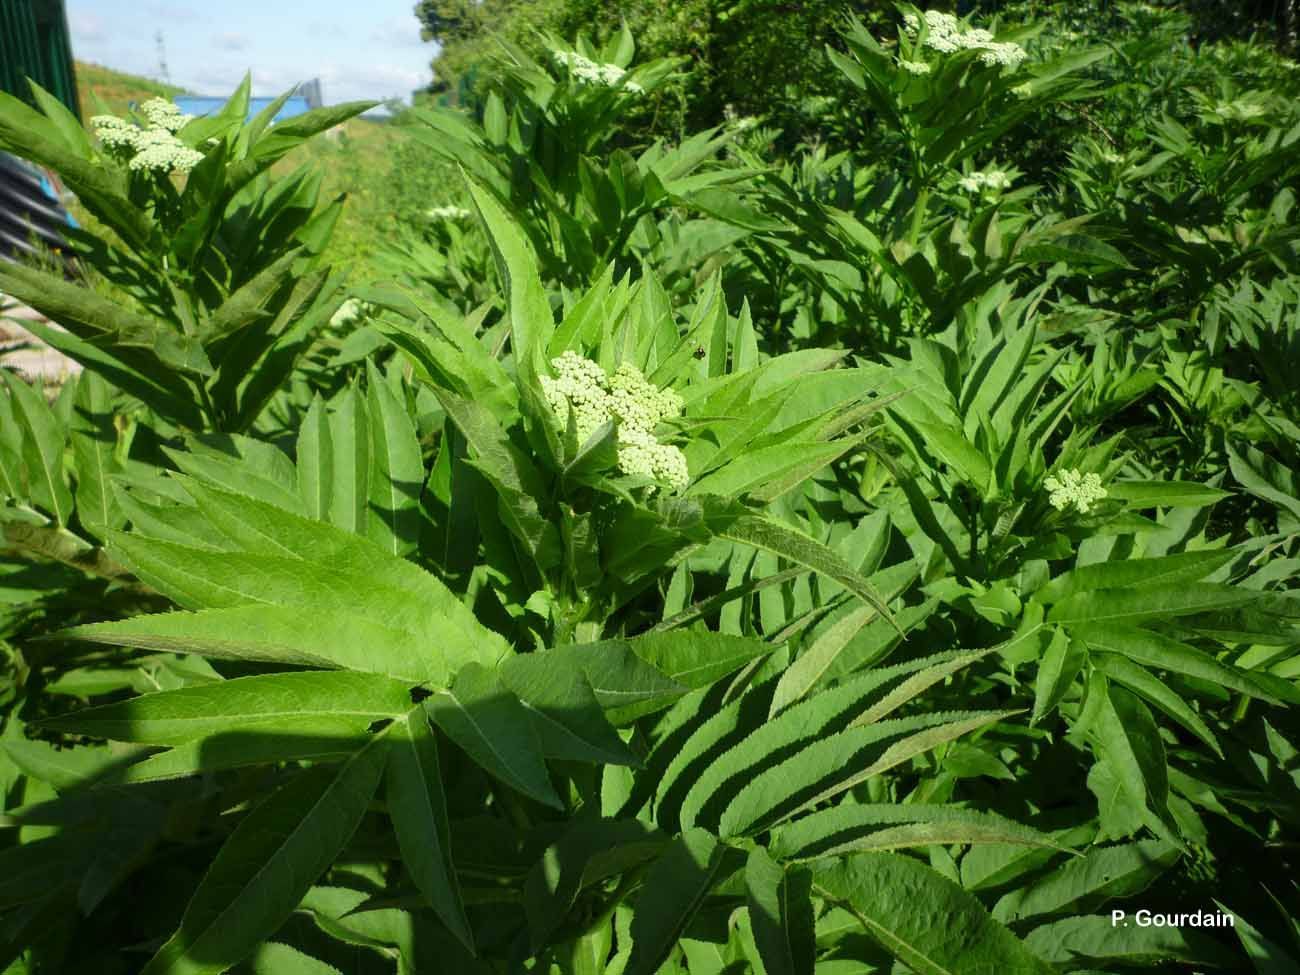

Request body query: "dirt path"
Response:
[0, 295, 81, 386]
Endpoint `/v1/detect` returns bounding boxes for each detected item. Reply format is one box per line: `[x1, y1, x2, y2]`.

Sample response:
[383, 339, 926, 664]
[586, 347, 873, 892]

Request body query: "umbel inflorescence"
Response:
[903, 10, 1028, 69]
[958, 169, 1014, 194]
[1045, 469, 1109, 514]
[91, 98, 203, 174]
[552, 51, 644, 93]
[541, 351, 689, 490]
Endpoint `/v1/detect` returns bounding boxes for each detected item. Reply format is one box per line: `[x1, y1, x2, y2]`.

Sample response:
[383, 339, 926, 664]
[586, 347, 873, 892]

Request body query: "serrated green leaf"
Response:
[1038, 550, 1239, 604]
[248, 943, 343, 975]
[1073, 623, 1296, 705]
[327, 384, 371, 534]
[2, 370, 72, 524]
[1023, 915, 1240, 967]
[745, 848, 814, 975]
[626, 828, 729, 975]
[992, 840, 1179, 922]
[770, 805, 1066, 861]
[69, 372, 124, 536]
[426, 663, 562, 809]
[769, 605, 877, 717]
[1107, 480, 1231, 509]
[1228, 442, 1300, 520]
[365, 361, 424, 556]
[716, 514, 899, 634]
[1090, 682, 1175, 840]
[387, 707, 473, 952]
[116, 724, 367, 783]
[813, 853, 1052, 975]
[1031, 627, 1086, 725]
[1018, 234, 1129, 269]
[1091, 654, 1222, 756]
[432, 386, 559, 577]
[525, 818, 664, 949]
[1048, 584, 1260, 625]
[719, 709, 1015, 838]
[168, 436, 304, 516]
[41, 671, 412, 744]
[297, 393, 333, 520]
[142, 737, 388, 975]
[61, 605, 448, 683]
[499, 653, 638, 765]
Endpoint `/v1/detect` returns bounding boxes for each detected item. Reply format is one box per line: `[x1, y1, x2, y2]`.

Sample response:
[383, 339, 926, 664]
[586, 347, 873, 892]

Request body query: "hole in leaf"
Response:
[409, 686, 433, 704]
[368, 718, 393, 734]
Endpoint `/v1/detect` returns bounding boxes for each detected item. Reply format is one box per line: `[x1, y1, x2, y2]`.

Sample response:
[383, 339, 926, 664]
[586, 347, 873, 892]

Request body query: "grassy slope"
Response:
[277, 119, 411, 275]
[75, 61, 184, 117]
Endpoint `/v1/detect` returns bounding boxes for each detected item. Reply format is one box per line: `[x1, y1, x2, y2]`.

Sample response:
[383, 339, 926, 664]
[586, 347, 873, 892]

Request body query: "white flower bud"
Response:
[1044, 469, 1108, 514]
[542, 353, 688, 490]
[139, 98, 193, 133]
[903, 10, 1026, 69]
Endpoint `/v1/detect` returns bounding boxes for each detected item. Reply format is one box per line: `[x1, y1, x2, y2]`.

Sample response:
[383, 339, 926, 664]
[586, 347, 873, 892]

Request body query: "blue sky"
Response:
[67, 0, 438, 106]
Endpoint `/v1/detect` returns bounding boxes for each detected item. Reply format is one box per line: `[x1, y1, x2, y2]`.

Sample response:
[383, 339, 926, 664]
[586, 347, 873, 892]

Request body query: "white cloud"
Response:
[213, 32, 249, 52]
[69, 10, 106, 42]
[311, 62, 432, 103]
[68, 0, 437, 106]
[146, 2, 202, 24]
[370, 16, 426, 48]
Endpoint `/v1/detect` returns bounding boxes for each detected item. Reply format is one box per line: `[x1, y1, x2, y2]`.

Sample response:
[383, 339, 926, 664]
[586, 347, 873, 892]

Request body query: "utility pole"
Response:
[156, 30, 171, 86]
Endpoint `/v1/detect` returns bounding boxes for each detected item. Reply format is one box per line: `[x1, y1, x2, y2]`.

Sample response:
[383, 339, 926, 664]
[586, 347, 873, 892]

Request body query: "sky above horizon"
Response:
[66, 1, 438, 107]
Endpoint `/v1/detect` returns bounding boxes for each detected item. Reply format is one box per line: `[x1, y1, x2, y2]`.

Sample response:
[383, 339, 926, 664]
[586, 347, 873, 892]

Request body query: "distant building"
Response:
[174, 79, 324, 122]
[298, 78, 323, 110]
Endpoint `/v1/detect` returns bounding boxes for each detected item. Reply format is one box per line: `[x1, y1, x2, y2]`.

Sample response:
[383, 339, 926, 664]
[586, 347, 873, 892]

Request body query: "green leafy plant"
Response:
[0, 79, 373, 432]
[2, 4, 1299, 971]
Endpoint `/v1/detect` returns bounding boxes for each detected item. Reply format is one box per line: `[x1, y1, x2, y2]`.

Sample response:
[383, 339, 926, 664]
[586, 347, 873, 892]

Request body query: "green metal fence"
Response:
[0, 0, 80, 120]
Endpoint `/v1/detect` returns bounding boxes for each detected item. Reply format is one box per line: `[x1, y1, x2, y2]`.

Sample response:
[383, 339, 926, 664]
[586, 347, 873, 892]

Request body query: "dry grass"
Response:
[75, 61, 183, 118]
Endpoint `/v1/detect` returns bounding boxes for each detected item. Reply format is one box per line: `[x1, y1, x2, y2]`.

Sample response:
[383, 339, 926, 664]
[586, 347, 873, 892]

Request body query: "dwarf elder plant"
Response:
[0, 78, 373, 432]
[2, 5, 1300, 973]
[0, 178, 1051, 975]
[406, 29, 761, 295]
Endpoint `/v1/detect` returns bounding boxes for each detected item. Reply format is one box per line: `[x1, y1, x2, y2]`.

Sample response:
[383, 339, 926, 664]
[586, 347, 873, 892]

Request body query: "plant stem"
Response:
[909, 185, 931, 246]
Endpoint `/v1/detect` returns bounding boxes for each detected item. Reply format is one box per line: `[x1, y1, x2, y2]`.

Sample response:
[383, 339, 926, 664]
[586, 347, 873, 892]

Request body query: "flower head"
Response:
[139, 97, 193, 133]
[1044, 469, 1108, 513]
[958, 168, 1013, 194]
[92, 108, 204, 173]
[901, 9, 1027, 69]
[128, 127, 205, 173]
[91, 115, 141, 155]
[898, 58, 932, 75]
[553, 50, 644, 93]
[427, 205, 471, 220]
[540, 352, 688, 490]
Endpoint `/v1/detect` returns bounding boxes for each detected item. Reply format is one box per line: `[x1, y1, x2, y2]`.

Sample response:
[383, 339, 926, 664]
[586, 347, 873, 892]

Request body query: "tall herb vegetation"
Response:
[0, 2, 1298, 972]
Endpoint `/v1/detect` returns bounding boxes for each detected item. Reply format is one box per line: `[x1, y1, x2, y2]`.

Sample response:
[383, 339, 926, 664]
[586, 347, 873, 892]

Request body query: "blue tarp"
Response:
[173, 95, 313, 122]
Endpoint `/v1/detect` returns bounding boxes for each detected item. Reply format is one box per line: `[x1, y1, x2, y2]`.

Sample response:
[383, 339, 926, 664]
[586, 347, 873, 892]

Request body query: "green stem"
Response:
[909, 185, 931, 246]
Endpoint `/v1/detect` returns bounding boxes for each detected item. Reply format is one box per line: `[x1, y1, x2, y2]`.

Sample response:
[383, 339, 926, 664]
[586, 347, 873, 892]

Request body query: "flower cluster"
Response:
[1211, 98, 1268, 122]
[540, 351, 688, 490]
[427, 205, 471, 220]
[552, 51, 644, 93]
[90, 115, 140, 152]
[902, 10, 1028, 69]
[1044, 469, 1108, 514]
[898, 58, 932, 75]
[958, 169, 1013, 194]
[91, 100, 203, 174]
[139, 97, 192, 133]
[723, 105, 761, 134]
